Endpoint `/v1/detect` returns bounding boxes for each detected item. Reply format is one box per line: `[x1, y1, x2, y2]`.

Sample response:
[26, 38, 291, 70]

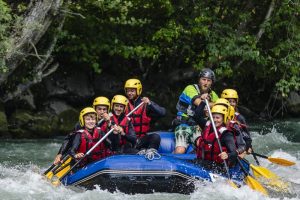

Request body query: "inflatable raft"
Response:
[60, 132, 247, 194]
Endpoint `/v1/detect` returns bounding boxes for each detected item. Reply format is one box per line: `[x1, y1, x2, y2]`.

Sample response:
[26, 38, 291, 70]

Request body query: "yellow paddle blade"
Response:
[45, 157, 72, 180]
[245, 175, 268, 196]
[267, 178, 290, 192]
[268, 157, 296, 166]
[228, 180, 239, 189]
[50, 175, 61, 186]
[250, 164, 278, 179]
[250, 164, 290, 192]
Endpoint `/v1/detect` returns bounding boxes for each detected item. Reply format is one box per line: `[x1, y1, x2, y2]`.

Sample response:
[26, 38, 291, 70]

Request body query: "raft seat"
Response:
[155, 131, 194, 154]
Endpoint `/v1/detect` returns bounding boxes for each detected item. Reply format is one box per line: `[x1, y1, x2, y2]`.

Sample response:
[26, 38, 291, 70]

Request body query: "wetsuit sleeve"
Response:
[57, 132, 74, 155]
[74, 121, 82, 131]
[221, 131, 238, 163]
[193, 101, 208, 129]
[122, 121, 136, 146]
[69, 133, 81, 157]
[237, 114, 252, 150]
[147, 100, 166, 118]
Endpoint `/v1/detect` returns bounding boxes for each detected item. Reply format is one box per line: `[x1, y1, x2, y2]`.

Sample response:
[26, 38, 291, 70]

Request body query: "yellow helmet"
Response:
[221, 89, 239, 101]
[111, 95, 128, 109]
[79, 107, 97, 127]
[124, 79, 142, 96]
[214, 98, 230, 108]
[93, 96, 110, 110]
[211, 105, 228, 124]
[214, 98, 235, 121]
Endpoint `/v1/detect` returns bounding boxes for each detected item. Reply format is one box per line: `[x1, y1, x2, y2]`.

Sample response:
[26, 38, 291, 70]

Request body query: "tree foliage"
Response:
[57, 0, 299, 98]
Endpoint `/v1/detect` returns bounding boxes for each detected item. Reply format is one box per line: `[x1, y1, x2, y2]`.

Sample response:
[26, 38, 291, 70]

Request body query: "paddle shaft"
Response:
[205, 99, 231, 180]
[252, 151, 261, 165]
[252, 152, 268, 159]
[59, 101, 145, 182]
[237, 157, 250, 176]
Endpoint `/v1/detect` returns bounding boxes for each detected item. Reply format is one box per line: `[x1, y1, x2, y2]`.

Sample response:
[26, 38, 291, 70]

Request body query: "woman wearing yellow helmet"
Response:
[221, 89, 252, 154]
[194, 102, 239, 166]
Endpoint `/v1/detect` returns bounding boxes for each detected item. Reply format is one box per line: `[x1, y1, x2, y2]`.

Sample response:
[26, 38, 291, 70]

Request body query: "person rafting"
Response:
[195, 104, 238, 167]
[213, 98, 247, 156]
[92, 96, 111, 131]
[124, 78, 165, 155]
[69, 107, 114, 167]
[174, 68, 219, 154]
[104, 95, 137, 154]
[221, 89, 252, 154]
[53, 96, 111, 165]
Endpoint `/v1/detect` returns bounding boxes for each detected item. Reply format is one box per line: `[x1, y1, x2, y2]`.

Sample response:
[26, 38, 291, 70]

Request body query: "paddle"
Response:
[237, 157, 268, 196]
[52, 102, 145, 186]
[243, 157, 290, 192]
[45, 155, 72, 179]
[204, 99, 237, 188]
[251, 152, 295, 166]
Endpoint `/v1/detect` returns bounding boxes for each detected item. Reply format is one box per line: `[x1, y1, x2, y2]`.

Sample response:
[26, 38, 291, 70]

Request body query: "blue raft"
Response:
[61, 132, 248, 194]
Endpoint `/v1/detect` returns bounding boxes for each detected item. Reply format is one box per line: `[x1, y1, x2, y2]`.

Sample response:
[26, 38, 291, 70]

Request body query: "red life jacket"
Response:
[196, 121, 228, 163]
[77, 127, 111, 164]
[111, 114, 130, 146]
[126, 102, 151, 138]
[99, 120, 108, 132]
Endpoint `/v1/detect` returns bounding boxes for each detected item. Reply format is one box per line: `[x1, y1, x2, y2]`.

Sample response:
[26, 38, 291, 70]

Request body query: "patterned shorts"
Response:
[174, 125, 202, 148]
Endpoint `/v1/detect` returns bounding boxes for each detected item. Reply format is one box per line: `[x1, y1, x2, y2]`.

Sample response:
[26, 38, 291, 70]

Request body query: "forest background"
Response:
[0, 0, 299, 138]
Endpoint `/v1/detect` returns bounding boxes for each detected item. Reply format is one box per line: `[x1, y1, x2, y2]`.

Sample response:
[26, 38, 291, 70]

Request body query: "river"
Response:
[0, 119, 299, 200]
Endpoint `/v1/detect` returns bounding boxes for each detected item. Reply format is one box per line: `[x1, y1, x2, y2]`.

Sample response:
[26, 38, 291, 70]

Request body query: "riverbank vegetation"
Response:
[0, 0, 299, 137]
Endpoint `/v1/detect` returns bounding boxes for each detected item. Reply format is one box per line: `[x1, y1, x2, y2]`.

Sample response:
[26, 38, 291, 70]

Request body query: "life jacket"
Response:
[111, 114, 130, 146]
[196, 121, 228, 163]
[77, 127, 111, 165]
[98, 120, 108, 132]
[126, 102, 151, 138]
[233, 112, 247, 129]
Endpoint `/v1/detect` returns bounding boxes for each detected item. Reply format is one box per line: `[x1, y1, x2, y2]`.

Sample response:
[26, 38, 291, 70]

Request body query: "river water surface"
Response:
[0, 119, 299, 200]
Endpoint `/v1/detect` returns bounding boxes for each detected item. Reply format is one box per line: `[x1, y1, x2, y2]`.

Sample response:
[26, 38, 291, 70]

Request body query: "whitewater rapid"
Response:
[0, 120, 299, 200]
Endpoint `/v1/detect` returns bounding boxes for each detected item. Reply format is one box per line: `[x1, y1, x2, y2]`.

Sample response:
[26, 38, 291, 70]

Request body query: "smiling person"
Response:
[104, 95, 137, 154]
[68, 107, 114, 167]
[124, 79, 166, 155]
[221, 89, 252, 155]
[92, 96, 111, 131]
[174, 68, 219, 154]
[195, 104, 238, 166]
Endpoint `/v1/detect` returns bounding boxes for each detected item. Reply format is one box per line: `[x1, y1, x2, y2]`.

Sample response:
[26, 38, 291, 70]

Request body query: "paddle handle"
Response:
[205, 99, 231, 180]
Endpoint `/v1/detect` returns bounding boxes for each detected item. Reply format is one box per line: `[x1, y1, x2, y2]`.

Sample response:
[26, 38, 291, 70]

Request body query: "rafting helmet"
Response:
[93, 96, 110, 111]
[79, 107, 97, 127]
[124, 79, 142, 96]
[221, 89, 239, 102]
[211, 105, 228, 124]
[214, 98, 235, 121]
[198, 68, 215, 82]
[111, 95, 128, 109]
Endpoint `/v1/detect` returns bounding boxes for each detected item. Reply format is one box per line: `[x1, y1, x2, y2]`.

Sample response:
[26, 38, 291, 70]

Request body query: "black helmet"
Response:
[198, 68, 215, 82]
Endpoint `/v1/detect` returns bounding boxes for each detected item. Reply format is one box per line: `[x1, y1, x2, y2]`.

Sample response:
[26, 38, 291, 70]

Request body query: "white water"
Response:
[0, 121, 299, 200]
